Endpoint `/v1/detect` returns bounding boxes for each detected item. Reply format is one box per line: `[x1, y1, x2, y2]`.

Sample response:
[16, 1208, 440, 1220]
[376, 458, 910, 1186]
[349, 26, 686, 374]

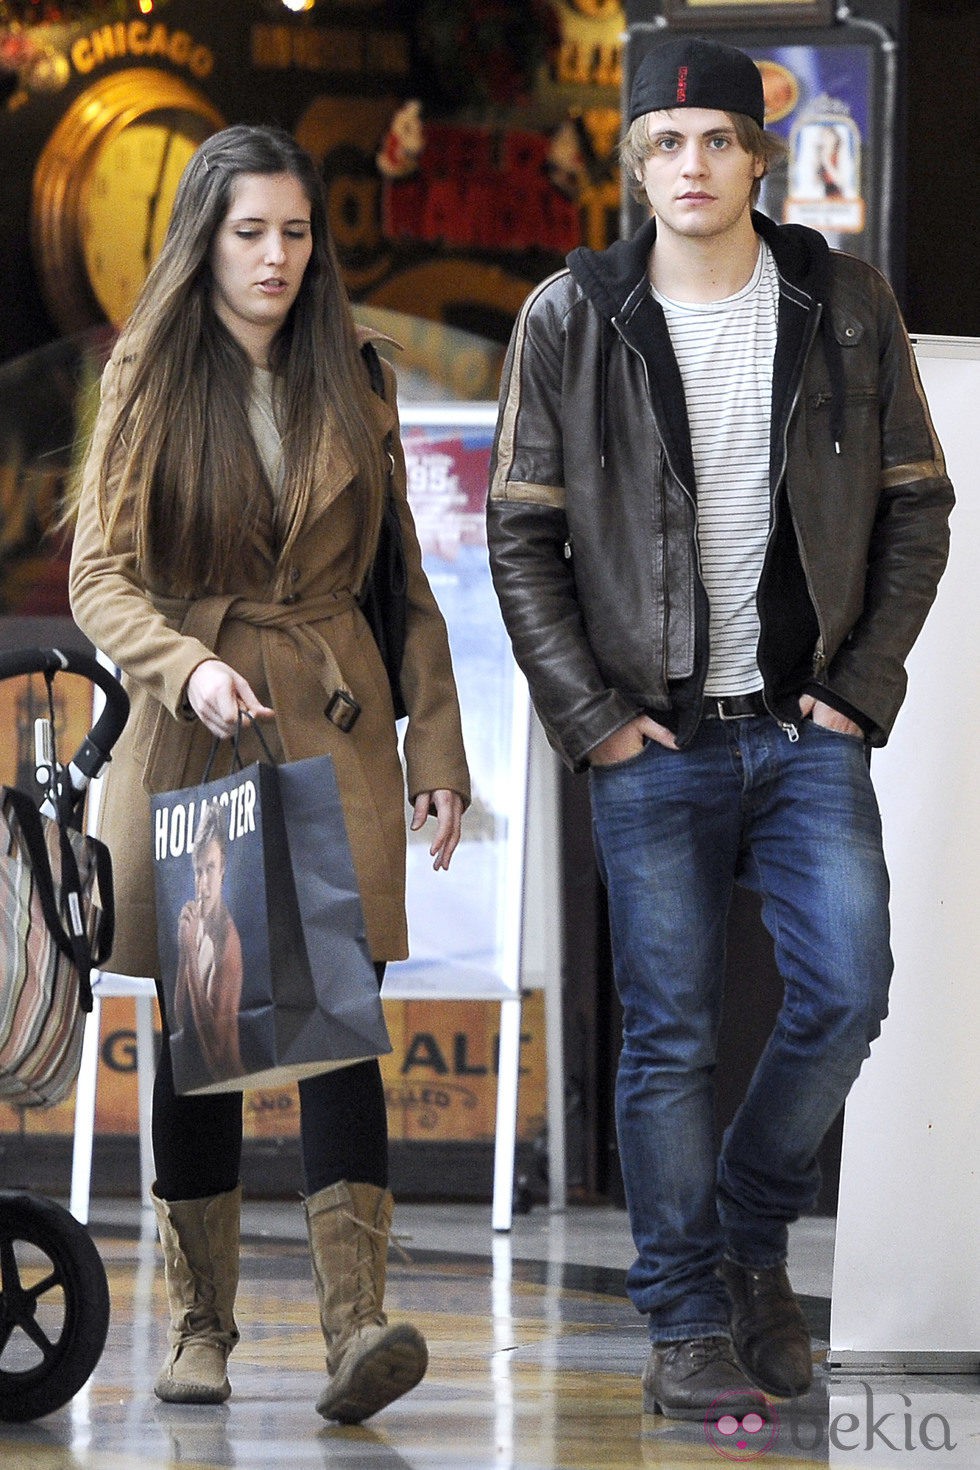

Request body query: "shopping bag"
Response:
[151, 751, 390, 1096]
[0, 786, 114, 1108]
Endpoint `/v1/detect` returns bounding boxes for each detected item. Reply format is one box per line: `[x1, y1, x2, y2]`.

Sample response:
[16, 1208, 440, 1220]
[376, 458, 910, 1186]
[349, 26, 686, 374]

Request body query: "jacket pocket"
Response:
[805, 386, 879, 460]
[807, 386, 877, 412]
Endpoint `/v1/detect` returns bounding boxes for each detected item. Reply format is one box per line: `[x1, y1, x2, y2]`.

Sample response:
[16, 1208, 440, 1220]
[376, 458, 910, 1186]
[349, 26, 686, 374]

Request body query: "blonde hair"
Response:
[620, 110, 787, 208]
[73, 125, 386, 597]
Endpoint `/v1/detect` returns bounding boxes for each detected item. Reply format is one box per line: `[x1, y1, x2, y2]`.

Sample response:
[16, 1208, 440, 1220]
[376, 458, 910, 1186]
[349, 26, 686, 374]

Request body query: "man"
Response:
[175, 800, 244, 1084]
[486, 36, 952, 1419]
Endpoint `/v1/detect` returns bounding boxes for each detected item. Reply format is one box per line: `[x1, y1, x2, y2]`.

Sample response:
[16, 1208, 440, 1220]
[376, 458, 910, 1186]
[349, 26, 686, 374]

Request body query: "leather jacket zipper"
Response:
[758, 298, 828, 743]
[612, 317, 705, 692]
[612, 319, 700, 523]
[658, 457, 671, 687]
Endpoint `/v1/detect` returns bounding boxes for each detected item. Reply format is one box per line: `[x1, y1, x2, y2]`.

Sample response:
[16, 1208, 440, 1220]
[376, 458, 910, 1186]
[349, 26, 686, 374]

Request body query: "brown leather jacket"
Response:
[487, 213, 954, 770]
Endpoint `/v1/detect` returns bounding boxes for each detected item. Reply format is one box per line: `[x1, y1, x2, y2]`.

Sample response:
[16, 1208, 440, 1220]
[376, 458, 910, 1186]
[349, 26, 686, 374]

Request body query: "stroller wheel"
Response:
[0, 1190, 110, 1421]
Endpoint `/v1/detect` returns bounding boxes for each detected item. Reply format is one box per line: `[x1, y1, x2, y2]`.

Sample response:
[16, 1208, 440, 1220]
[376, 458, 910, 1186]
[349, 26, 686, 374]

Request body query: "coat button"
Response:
[290, 567, 301, 582]
[281, 592, 299, 605]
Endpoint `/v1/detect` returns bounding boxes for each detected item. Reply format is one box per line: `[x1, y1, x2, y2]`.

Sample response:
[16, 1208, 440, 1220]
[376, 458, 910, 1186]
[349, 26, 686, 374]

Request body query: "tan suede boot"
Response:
[151, 1183, 241, 1404]
[304, 1180, 428, 1423]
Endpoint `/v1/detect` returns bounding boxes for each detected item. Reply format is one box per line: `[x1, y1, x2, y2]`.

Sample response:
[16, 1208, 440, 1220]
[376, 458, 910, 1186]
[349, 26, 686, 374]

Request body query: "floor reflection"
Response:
[0, 1201, 976, 1470]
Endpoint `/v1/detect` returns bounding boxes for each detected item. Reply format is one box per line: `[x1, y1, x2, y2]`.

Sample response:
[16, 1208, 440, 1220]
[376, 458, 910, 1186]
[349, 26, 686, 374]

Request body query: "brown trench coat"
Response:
[68, 333, 470, 978]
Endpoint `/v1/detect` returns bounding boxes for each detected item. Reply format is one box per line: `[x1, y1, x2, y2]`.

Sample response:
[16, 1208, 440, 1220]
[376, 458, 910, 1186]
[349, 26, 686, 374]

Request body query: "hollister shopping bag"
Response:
[151, 753, 390, 1096]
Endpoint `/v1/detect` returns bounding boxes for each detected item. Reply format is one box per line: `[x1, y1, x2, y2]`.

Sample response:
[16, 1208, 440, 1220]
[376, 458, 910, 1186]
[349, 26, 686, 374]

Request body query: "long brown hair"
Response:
[83, 124, 385, 595]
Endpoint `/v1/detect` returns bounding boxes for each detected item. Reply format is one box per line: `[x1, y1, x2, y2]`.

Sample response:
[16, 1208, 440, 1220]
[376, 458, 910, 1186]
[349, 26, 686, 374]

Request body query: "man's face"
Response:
[194, 838, 226, 919]
[633, 107, 764, 243]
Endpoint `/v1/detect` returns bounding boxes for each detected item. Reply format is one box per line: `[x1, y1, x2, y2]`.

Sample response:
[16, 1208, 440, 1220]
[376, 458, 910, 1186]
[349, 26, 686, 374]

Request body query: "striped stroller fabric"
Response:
[0, 789, 113, 1109]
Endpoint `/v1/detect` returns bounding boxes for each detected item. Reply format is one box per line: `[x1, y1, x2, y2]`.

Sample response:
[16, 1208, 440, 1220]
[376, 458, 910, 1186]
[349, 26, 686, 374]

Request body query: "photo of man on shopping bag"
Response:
[174, 801, 245, 1087]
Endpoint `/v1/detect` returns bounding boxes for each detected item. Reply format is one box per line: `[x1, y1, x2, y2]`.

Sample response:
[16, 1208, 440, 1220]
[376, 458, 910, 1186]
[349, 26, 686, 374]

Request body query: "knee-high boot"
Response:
[304, 1180, 428, 1423]
[151, 1183, 241, 1404]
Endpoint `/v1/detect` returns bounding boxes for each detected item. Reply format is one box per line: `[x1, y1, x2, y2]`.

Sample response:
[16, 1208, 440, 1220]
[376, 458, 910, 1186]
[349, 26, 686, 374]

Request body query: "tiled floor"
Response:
[1, 1197, 977, 1468]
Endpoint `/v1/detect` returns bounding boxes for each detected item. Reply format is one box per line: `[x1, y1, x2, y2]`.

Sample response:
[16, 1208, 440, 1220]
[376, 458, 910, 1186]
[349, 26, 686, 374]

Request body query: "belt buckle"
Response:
[325, 689, 361, 731]
[714, 698, 739, 721]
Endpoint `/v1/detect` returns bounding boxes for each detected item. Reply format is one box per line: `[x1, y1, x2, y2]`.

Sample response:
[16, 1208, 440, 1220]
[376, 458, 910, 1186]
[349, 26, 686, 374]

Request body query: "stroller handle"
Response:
[0, 647, 130, 781]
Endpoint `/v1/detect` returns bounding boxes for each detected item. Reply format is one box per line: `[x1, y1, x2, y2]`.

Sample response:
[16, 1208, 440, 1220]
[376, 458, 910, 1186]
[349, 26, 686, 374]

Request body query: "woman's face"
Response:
[209, 171, 314, 363]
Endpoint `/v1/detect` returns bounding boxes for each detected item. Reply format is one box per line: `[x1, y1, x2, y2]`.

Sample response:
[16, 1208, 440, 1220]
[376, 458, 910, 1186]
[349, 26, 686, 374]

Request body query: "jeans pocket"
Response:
[806, 716, 866, 744]
[588, 737, 658, 777]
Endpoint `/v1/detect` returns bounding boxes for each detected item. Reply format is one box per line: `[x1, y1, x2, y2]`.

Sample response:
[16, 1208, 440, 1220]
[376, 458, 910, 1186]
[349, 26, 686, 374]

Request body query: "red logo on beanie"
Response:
[676, 64, 688, 103]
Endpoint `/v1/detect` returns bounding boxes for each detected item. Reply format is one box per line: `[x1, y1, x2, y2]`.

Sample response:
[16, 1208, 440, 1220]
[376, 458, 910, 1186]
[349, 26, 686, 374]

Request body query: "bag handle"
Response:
[54, 817, 115, 973]
[362, 342, 399, 503]
[359, 342, 408, 719]
[201, 710, 277, 781]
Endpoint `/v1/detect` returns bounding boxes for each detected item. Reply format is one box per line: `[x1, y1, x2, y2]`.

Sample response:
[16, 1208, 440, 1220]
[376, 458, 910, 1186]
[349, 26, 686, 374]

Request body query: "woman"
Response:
[68, 124, 470, 1423]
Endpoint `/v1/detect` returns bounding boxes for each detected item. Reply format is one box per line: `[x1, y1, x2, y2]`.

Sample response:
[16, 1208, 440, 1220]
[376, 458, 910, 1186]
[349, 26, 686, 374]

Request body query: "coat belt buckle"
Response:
[325, 689, 361, 731]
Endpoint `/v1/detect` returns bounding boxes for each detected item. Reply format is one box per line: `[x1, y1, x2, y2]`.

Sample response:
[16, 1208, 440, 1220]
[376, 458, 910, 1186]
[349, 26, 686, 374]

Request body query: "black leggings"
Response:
[152, 967, 389, 1202]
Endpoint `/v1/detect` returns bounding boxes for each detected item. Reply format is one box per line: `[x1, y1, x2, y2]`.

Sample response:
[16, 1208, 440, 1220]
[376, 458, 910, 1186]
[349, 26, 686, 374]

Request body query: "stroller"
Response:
[0, 646, 129, 1421]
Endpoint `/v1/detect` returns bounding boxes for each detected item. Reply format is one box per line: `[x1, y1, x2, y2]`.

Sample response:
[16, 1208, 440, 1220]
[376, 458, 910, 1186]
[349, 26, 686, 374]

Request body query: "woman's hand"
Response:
[186, 659, 274, 740]
[411, 789, 464, 871]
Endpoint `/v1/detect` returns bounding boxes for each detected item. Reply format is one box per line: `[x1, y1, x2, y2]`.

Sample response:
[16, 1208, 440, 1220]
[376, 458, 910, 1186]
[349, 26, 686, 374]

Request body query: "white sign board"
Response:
[382, 406, 566, 1228]
[829, 337, 980, 1371]
[383, 405, 530, 1004]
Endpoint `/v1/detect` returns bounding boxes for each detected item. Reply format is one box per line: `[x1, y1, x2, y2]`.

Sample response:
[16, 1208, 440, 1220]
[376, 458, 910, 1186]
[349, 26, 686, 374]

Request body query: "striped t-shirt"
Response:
[653, 242, 779, 696]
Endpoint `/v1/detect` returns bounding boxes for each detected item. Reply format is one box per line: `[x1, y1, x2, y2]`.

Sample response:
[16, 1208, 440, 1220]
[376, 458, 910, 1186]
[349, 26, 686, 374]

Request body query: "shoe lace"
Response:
[669, 1336, 731, 1371]
[337, 1207, 414, 1265]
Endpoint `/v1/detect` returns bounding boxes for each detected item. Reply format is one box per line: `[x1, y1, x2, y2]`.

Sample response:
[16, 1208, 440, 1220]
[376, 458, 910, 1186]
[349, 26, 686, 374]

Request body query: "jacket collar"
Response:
[567, 211, 847, 453]
[567, 210, 831, 315]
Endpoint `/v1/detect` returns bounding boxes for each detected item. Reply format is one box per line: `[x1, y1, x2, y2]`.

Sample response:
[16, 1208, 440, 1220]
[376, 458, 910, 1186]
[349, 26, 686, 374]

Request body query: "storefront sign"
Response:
[70, 22, 213, 78]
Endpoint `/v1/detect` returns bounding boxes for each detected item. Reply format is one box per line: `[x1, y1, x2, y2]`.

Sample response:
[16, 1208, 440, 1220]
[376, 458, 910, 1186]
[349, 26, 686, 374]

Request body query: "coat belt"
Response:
[142, 590, 359, 792]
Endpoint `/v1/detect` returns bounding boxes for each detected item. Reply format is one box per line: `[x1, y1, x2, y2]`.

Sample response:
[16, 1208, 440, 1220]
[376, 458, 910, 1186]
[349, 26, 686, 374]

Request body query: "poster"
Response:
[751, 41, 877, 258]
[387, 408, 530, 1003]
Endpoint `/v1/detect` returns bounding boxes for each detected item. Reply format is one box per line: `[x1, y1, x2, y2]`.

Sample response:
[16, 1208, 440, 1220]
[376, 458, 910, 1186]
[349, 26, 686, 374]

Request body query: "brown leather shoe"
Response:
[719, 1258, 813, 1397]
[642, 1336, 767, 1420]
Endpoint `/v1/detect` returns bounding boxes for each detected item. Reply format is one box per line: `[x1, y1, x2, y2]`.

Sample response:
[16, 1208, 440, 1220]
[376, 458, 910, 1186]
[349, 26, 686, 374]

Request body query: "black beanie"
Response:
[628, 36, 765, 128]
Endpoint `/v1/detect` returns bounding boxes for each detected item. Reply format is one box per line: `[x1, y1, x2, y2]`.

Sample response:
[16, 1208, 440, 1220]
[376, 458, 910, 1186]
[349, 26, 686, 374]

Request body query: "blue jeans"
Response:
[589, 715, 892, 1344]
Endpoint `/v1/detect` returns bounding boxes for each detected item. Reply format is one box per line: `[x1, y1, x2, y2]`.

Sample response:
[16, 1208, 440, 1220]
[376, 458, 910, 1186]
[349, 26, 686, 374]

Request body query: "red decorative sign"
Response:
[383, 121, 580, 255]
